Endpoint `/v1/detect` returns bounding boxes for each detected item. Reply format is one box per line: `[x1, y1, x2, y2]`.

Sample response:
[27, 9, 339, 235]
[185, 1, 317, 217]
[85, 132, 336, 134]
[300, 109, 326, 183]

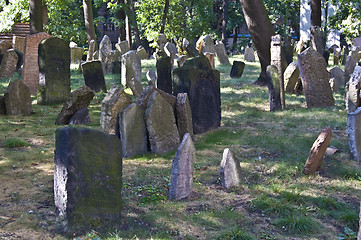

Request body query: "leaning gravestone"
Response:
[182, 38, 199, 57]
[164, 42, 177, 60]
[196, 35, 215, 54]
[121, 50, 141, 87]
[22, 32, 51, 94]
[55, 85, 94, 125]
[244, 46, 255, 62]
[136, 46, 148, 60]
[0, 49, 19, 79]
[168, 133, 195, 201]
[346, 66, 361, 114]
[345, 55, 357, 82]
[4, 79, 32, 115]
[230, 61, 245, 78]
[81, 60, 107, 92]
[68, 107, 91, 125]
[38, 37, 71, 104]
[214, 40, 230, 65]
[118, 103, 148, 158]
[173, 54, 221, 134]
[100, 85, 132, 135]
[146, 69, 157, 86]
[298, 47, 334, 108]
[115, 40, 130, 56]
[145, 91, 180, 154]
[176, 93, 193, 140]
[347, 107, 361, 161]
[267, 65, 282, 111]
[136, 85, 176, 111]
[284, 62, 300, 93]
[177, 55, 188, 67]
[204, 52, 215, 69]
[303, 127, 332, 175]
[54, 127, 122, 236]
[156, 56, 172, 94]
[129, 78, 143, 98]
[220, 148, 241, 189]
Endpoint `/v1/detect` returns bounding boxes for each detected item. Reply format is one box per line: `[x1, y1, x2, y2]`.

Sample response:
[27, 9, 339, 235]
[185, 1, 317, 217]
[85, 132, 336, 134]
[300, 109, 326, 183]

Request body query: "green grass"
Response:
[274, 215, 319, 234]
[4, 138, 30, 148]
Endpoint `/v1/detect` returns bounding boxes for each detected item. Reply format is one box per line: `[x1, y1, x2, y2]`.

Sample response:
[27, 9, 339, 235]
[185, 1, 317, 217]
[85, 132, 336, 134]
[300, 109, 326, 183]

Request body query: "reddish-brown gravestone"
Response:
[22, 32, 51, 94]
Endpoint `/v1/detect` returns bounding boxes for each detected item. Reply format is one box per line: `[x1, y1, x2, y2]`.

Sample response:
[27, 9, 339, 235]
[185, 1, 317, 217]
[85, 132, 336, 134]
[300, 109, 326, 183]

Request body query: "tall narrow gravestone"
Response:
[54, 127, 122, 236]
[270, 35, 286, 109]
[22, 32, 51, 94]
[121, 50, 141, 87]
[38, 37, 71, 104]
[156, 56, 172, 94]
[220, 148, 241, 189]
[347, 107, 361, 161]
[173, 55, 221, 134]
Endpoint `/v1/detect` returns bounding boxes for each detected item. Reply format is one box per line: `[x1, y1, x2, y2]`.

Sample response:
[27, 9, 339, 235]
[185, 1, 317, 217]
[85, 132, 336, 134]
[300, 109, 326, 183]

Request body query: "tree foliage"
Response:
[0, 0, 29, 32]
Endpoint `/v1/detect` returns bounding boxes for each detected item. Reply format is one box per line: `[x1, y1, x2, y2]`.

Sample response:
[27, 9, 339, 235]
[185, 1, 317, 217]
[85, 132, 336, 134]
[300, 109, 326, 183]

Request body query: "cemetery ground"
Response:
[0, 56, 360, 240]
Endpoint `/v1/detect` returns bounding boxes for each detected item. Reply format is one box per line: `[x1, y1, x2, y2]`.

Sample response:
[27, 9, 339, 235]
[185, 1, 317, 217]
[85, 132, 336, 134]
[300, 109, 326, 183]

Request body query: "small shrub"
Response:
[274, 215, 319, 234]
[4, 138, 30, 148]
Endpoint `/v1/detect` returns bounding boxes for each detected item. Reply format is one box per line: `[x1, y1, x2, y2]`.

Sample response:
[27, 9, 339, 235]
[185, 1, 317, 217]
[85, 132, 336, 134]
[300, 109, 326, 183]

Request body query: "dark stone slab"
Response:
[68, 108, 91, 125]
[156, 56, 172, 94]
[176, 93, 193, 140]
[81, 60, 107, 93]
[230, 61, 245, 78]
[0, 95, 6, 115]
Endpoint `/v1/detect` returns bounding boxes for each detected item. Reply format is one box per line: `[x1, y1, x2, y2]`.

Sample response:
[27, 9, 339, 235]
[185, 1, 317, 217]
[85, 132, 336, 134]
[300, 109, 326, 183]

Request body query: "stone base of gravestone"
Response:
[4, 79, 32, 115]
[346, 66, 361, 114]
[81, 60, 107, 92]
[284, 62, 300, 94]
[0, 49, 19, 79]
[169, 133, 195, 200]
[220, 148, 241, 189]
[176, 93, 193, 140]
[121, 50, 141, 87]
[230, 61, 245, 78]
[347, 107, 361, 161]
[145, 92, 180, 154]
[54, 127, 122, 236]
[215, 40, 230, 65]
[68, 108, 91, 125]
[156, 56, 172, 94]
[118, 103, 148, 158]
[0, 95, 7, 115]
[303, 127, 332, 175]
[100, 85, 132, 135]
[267, 65, 282, 112]
[55, 86, 94, 125]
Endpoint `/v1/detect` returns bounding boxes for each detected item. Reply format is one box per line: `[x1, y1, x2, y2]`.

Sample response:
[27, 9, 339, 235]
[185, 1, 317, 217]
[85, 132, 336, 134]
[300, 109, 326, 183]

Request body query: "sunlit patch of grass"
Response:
[4, 138, 30, 148]
[251, 194, 296, 217]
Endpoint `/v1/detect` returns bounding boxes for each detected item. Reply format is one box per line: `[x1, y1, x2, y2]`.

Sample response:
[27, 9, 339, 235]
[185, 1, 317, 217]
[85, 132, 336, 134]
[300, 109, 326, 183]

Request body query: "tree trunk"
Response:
[222, 0, 229, 48]
[29, 0, 43, 34]
[310, 0, 321, 27]
[129, 0, 141, 48]
[83, 0, 97, 46]
[160, 0, 170, 34]
[117, 0, 126, 42]
[239, 0, 275, 85]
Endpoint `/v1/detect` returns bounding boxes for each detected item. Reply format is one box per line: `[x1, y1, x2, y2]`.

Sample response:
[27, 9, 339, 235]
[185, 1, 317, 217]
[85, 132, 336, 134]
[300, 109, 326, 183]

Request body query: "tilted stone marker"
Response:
[86, 39, 96, 62]
[156, 56, 172, 94]
[22, 32, 51, 94]
[346, 66, 361, 114]
[173, 55, 221, 134]
[146, 69, 157, 86]
[100, 85, 132, 135]
[4, 79, 32, 115]
[177, 55, 188, 67]
[121, 50, 141, 87]
[55, 85, 95, 125]
[298, 47, 334, 108]
[119, 103, 148, 158]
[230, 61, 245, 78]
[347, 107, 361, 161]
[68, 107, 91, 125]
[54, 127, 122, 236]
[303, 127, 332, 175]
[215, 40, 230, 65]
[168, 133, 195, 200]
[182, 38, 199, 57]
[244, 46, 255, 62]
[310, 26, 324, 55]
[267, 65, 282, 111]
[176, 93, 193, 140]
[284, 62, 300, 94]
[157, 34, 167, 52]
[220, 148, 241, 189]
[196, 35, 215, 54]
[164, 42, 177, 61]
[81, 60, 107, 92]
[271, 34, 286, 109]
[136, 46, 148, 60]
[0, 49, 19, 79]
[38, 37, 71, 104]
[145, 91, 180, 153]
[129, 78, 144, 98]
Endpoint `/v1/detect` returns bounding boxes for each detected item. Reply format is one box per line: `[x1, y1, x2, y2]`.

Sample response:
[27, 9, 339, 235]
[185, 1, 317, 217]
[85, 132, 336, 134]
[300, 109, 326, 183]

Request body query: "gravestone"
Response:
[0, 96, 6, 115]
[345, 55, 357, 82]
[329, 66, 345, 87]
[55, 85, 94, 125]
[38, 37, 71, 104]
[129, 78, 143, 98]
[54, 127, 122, 236]
[68, 107, 90, 125]
[99, 35, 112, 62]
[4, 79, 32, 115]
[168, 133, 195, 201]
[310, 26, 324, 55]
[298, 47, 334, 108]
[22, 32, 51, 94]
[0, 49, 19, 79]
[136, 46, 148, 59]
[284, 62, 300, 93]
[346, 66, 361, 114]
[100, 85, 132, 135]
[104, 50, 116, 74]
[121, 50, 141, 87]
[164, 42, 177, 60]
[220, 148, 241, 189]
[115, 40, 130, 56]
[146, 69, 157, 86]
[230, 61, 245, 78]
[271, 34, 286, 109]
[173, 54, 221, 134]
[145, 91, 180, 153]
[347, 107, 361, 161]
[176, 93, 193, 140]
[244, 46, 255, 62]
[203, 52, 215, 69]
[214, 40, 230, 65]
[157, 34, 168, 52]
[118, 103, 148, 158]
[182, 38, 199, 57]
[177, 55, 188, 67]
[196, 35, 215, 54]
[81, 60, 107, 92]
[70, 47, 84, 65]
[267, 65, 282, 111]
[12, 36, 26, 53]
[86, 39, 96, 62]
[136, 85, 176, 111]
[352, 37, 361, 49]
[156, 56, 172, 94]
[303, 127, 332, 175]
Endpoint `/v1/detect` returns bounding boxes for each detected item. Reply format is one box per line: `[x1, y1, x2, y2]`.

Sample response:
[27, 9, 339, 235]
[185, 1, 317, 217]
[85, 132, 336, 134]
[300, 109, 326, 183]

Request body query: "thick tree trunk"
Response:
[117, 0, 126, 42]
[160, 0, 170, 34]
[29, 0, 43, 34]
[221, 0, 229, 48]
[129, 0, 141, 48]
[83, 0, 97, 46]
[239, 0, 275, 85]
[310, 0, 321, 27]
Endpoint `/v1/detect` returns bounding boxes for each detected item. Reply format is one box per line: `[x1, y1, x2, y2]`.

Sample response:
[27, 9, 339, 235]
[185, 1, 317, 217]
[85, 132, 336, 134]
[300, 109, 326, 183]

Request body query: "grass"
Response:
[0, 54, 360, 239]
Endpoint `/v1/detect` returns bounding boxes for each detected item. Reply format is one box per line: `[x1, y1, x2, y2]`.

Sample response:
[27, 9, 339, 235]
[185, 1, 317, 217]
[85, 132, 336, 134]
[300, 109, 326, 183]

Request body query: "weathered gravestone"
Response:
[54, 127, 122, 236]
[168, 133, 195, 201]
[55, 85, 94, 125]
[310, 26, 324, 55]
[329, 66, 345, 87]
[86, 39, 96, 62]
[145, 91, 180, 154]
[203, 52, 215, 69]
[182, 38, 199, 57]
[303, 127, 332, 175]
[352, 37, 361, 50]
[220, 148, 241, 189]
[196, 35, 215, 54]
[284, 62, 300, 94]
[173, 54, 221, 134]
[157, 34, 168, 52]
[136, 85, 176, 111]
[266, 65, 282, 111]
[298, 47, 334, 108]
[347, 107, 361, 161]
[0, 96, 6, 115]
[270, 34, 286, 109]
[146, 69, 157, 86]
[136, 46, 148, 60]
[230, 61, 245, 78]
[129, 78, 143, 98]
[70, 47, 84, 65]
[121, 50, 141, 87]
[13, 36, 26, 53]
[104, 50, 116, 74]
[100, 85, 132, 135]
[156, 56, 172, 94]
[176, 93, 193, 140]
[346, 66, 361, 113]
[38, 37, 71, 104]
[115, 40, 130, 56]
[81, 60, 107, 92]
[118, 103, 148, 158]
[177, 55, 188, 67]
[345, 55, 358, 82]
[4, 79, 32, 115]
[99, 35, 112, 62]
[0, 49, 19, 79]
[22, 32, 51, 94]
[68, 107, 91, 125]
[215, 40, 230, 65]
[244, 46, 255, 62]
[164, 42, 177, 60]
